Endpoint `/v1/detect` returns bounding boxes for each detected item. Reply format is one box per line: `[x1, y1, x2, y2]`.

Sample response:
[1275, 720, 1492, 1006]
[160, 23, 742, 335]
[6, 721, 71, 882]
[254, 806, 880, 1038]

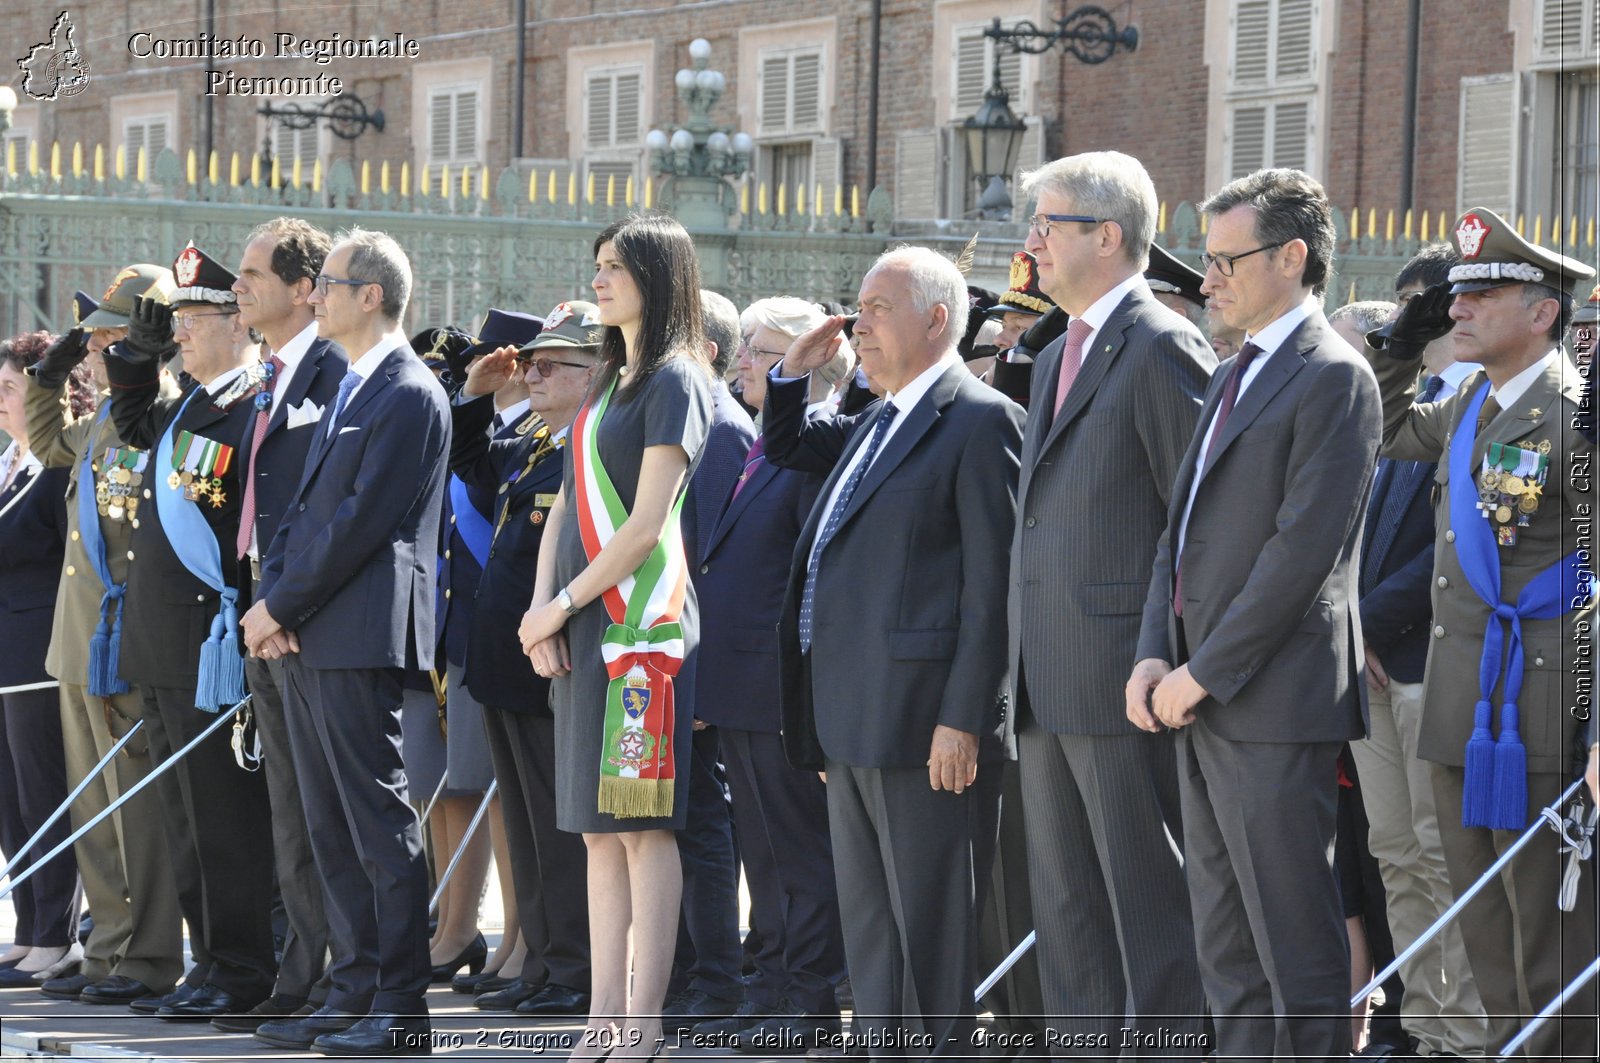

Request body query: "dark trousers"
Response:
[825, 759, 985, 1057]
[1432, 764, 1598, 1060]
[138, 686, 209, 986]
[141, 684, 276, 1000]
[1018, 716, 1205, 1056]
[0, 687, 80, 947]
[974, 758, 1045, 1049]
[671, 724, 743, 1000]
[246, 652, 330, 1002]
[722, 727, 845, 1014]
[280, 660, 430, 1015]
[480, 704, 590, 990]
[1177, 717, 1348, 1061]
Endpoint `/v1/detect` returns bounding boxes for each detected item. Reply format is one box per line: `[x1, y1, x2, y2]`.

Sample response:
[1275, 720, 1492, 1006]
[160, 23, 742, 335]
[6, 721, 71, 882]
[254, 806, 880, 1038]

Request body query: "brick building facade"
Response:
[6, 1, 1596, 234]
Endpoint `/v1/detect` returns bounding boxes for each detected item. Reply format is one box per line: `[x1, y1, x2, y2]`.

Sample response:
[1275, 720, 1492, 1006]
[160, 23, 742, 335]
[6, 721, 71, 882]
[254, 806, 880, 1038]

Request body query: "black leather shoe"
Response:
[129, 981, 199, 1014]
[735, 1012, 842, 1054]
[81, 975, 161, 1005]
[158, 983, 265, 1021]
[662, 987, 741, 1031]
[452, 970, 514, 995]
[313, 1012, 432, 1056]
[513, 982, 591, 1016]
[210, 992, 309, 1032]
[692, 998, 775, 1038]
[255, 1005, 362, 1050]
[474, 979, 543, 1011]
[429, 932, 487, 982]
[39, 972, 93, 999]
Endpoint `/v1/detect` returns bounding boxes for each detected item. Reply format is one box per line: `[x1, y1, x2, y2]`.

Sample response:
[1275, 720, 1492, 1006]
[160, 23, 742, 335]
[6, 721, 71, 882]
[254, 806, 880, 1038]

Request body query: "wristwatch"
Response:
[556, 587, 580, 616]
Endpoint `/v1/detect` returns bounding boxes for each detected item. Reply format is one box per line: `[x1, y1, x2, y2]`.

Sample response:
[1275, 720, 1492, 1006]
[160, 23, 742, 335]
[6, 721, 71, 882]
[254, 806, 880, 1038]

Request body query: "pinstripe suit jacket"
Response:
[1008, 285, 1215, 733]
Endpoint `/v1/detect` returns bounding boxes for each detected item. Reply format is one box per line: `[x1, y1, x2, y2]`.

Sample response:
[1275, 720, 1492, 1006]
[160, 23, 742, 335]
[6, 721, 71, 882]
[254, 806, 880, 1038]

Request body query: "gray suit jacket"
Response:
[1009, 285, 1215, 733]
[1136, 310, 1380, 744]
[766, 362, 1025, 771]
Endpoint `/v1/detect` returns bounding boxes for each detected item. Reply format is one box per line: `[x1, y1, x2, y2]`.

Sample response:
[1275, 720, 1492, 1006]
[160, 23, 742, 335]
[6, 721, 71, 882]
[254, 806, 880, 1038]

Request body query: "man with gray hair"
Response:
[765, 245, 1024, 1054]
[1011, 150, 1214, 1054]
[242, 228, 450, 1056]
[738, 297, 854, 417]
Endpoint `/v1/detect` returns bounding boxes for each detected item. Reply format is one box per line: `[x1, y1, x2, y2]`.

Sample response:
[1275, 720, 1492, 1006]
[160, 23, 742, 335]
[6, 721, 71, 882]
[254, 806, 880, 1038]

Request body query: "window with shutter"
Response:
[586, 68, 645, 150]
[896, 129, 941, 219]
[272, 108, 322, 169]
[1457, 74, 1517, 215]
[1556, 74, 1599, 230]
[123, 116, 170, 162]
[1535, 0, 1595, 60]
[427, 85, 481, 164]
[953, 25, 1022, 119]
[758, 50, 825, 137]
[3, 131, 29, 173]
[1225, 0, 1318, 179]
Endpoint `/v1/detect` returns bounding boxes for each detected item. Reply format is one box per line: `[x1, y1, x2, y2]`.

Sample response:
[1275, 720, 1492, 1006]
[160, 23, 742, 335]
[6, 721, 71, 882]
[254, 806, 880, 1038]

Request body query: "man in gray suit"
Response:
[1010, 151, 1213, 1054]
[1127, 168, 1382, 1061]
[764, 247, 1023, 1056]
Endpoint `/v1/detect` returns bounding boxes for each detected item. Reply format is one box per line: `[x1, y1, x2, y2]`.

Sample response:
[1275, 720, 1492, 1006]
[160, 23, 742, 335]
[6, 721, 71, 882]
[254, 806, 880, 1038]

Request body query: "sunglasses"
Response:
[515, 352, 594, 377]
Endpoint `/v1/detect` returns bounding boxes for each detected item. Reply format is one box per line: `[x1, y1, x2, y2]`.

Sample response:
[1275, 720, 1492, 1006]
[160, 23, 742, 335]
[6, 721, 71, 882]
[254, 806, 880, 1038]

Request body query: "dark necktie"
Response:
[1476, 393, 1502, 436]
[1176, 342, 1263, 617]
[730, 436, 765, 503]
[1417, 374, 1445, 405]
[799, 402, 899, 650]
[236, 354, 285, 560]
[491, 412, 505, 434]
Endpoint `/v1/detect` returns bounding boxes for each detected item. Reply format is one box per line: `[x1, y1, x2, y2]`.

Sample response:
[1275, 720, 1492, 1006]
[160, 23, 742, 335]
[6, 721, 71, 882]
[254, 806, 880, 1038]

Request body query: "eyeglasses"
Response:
[172, 310, 237, 331]
[739, 341, 787, 361]
[1027, 213, 1105, 239]
[1198, 243, 1284, 277]
[515, 352, 594, 377]
[313, 274, 375, 296]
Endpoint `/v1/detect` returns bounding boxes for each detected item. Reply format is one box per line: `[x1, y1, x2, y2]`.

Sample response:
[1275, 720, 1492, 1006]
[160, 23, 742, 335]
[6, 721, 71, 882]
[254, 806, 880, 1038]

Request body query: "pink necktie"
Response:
[730, 437, 765, 502]
[1052, 319, 1095, 416]
[236, 355, 285, 561]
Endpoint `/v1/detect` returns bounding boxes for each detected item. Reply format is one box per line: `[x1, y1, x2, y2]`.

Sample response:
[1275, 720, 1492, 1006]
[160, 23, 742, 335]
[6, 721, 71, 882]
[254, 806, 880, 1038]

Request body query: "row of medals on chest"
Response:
[1476, 438, 1552, 547]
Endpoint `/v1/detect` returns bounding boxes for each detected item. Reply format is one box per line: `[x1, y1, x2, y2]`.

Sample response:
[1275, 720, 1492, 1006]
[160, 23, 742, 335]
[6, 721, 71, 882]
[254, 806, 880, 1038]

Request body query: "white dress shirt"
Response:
[266, 321, 319, 420]
[1490, 350, 1557, 409]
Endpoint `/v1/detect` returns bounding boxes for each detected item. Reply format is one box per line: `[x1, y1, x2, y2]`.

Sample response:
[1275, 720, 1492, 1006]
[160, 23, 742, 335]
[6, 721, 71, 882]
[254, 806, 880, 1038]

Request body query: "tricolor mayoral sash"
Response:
[1451, 381, 1593, 829]
[571, 379, 685, 818]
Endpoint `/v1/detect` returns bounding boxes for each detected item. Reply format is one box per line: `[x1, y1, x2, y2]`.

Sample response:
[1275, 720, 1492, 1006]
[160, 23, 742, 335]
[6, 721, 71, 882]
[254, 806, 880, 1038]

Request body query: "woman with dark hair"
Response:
[520, 214, 713, 1058]
[0, 331, 84, 985]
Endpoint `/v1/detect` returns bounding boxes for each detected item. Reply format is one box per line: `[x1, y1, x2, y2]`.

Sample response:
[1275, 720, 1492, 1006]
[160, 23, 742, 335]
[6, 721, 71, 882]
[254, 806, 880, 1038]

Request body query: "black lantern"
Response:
[963, 64, 1027, 220]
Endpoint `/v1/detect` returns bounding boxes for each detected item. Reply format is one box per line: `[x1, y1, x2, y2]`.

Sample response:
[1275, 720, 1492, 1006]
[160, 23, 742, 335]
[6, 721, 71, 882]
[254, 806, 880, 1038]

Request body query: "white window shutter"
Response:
[1274, 0, 1315, 81]
[1010, 116, 1047, 222]
[1535, 0, 1587, 59]
[147, 119, 168, 157]
[954, 33, 989, 115]
[812, 136, 841, 190]
[761, 56, 789, 135]
[125, 121, 145, 159]
[1271, 100, 1309, 169]
[896, 129, 941, 219]
[792, 53, 822, 131]
[614, 74, 641, 146]
[587, 75, 613, 150]
[454, 90, 478, 161]
[1457, 73, 1518, 215]
[1230, 106, 1267, 179]
[1233, 0, 1271, 84]
[430, 92, 453, 161]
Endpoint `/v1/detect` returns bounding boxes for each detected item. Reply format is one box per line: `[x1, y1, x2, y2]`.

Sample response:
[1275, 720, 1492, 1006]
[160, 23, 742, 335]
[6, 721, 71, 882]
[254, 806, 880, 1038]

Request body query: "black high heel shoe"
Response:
[430, 932, 487, 983]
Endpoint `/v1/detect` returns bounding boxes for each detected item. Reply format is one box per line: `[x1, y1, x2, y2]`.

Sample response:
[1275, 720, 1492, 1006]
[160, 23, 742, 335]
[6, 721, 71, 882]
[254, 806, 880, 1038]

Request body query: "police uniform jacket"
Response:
[1370, 350, 1594, 775]
[26, 377, 178, 684]
[106, 355, 260, 687]
[449, 395, 560, 713]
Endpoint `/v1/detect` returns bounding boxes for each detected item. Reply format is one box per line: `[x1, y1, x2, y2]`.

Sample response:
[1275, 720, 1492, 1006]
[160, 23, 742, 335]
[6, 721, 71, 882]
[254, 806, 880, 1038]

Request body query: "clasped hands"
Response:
[519, 600, 571, 679]
[240, 600, 299, 661]
[1124, 659, 1208, 731]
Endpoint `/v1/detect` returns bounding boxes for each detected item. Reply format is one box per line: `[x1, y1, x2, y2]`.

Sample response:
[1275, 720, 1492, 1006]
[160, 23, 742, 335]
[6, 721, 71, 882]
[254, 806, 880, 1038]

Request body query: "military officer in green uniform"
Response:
[1363, 207, 1596, 1059]
[23, 265, 186, 1005]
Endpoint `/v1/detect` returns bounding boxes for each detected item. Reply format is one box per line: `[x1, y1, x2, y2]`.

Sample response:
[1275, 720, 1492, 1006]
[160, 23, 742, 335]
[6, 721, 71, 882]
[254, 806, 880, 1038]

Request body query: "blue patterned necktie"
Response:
[1417, 374, 1444, 404]
[799, 402, 898, 650]
[326, 371, 361, 438]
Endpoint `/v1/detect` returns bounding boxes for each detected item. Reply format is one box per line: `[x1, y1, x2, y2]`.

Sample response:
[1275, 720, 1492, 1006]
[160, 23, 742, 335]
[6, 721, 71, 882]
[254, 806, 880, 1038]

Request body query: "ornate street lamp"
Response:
[646, 38, 753, 228]
[965, 5, 1138, 217]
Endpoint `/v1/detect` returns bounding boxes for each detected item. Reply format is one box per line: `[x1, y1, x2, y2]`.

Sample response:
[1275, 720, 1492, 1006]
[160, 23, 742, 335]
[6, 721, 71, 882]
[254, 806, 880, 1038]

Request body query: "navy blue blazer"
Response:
[694, 446, 822, 733]
[438, 410, 523, 668]
[448, 398, 561, 711]
[0, 463, 69, 688]
[108, 359, 259, 687]
[1358, 455, 1437, 683]
[682, 382, 756, 569]
[261, 344, 452, 671]
[243, 336, 348, 560]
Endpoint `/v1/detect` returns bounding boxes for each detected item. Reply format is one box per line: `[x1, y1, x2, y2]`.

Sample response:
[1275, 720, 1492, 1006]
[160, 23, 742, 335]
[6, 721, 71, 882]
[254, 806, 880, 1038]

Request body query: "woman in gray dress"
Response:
[520, 214, 712, 1060]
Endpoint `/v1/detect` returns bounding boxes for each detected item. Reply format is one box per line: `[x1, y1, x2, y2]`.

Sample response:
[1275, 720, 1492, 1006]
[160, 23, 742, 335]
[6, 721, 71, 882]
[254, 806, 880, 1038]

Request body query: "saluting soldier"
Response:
[447, 302, 596, 1016]
[23, 267, 186, 1006]
[104, 243, 278, 1020]
[1364, 207, 1597, 1059]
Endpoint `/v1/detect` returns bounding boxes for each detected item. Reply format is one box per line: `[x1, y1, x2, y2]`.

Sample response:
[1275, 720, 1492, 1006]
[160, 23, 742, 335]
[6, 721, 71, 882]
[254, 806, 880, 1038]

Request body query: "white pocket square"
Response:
[284, 399, 324, 429]
[338, 425, 361, 435]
